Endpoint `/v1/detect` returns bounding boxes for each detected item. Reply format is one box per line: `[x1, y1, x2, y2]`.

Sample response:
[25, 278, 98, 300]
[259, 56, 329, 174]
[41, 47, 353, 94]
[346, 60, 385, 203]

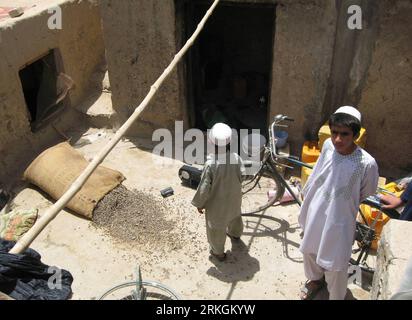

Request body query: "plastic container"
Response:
[300, 162, 316, 187]
[274, 130, 288, 148]
[356, 180, 404, 250]
[382, 182, 404, 197]
[242, 133, 266, 158]
[318, 123, 367, 150]
[358, 204, 390, 250]
[301, 141, 321, 163]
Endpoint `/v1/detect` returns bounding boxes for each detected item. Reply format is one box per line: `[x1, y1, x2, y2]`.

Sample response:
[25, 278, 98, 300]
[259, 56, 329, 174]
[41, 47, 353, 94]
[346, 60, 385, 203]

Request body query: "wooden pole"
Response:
[9, 0, 221, 254]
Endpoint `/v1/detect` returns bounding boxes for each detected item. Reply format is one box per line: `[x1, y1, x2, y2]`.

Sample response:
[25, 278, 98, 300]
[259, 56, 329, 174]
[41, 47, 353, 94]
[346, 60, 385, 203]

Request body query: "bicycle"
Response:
[241, 114, 311, 214]
[179, 114, 399, 276]
[99, 265, 181, 300]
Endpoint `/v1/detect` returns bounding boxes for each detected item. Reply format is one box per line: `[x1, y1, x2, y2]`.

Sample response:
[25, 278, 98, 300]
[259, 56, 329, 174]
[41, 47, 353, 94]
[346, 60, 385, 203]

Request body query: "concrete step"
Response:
[371, 219, 412, 299]
[75, 91, 118, 129]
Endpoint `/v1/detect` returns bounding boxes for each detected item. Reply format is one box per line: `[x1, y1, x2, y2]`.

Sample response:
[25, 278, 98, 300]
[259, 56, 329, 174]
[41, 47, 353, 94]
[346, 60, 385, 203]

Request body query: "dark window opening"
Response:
[19, 50, 69, 132]
[182, 1, 276, 135]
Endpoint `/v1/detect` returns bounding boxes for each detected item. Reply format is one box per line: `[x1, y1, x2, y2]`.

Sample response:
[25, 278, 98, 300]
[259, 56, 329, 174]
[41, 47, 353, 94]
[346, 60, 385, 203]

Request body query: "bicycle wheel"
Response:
[98, 281, 181, 300]
[241, 161, 285, 214]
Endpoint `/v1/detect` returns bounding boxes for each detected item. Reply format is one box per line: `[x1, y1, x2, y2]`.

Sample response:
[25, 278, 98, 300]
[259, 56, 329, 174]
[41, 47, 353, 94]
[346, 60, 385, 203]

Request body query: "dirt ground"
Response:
[9, 127, 370, 300]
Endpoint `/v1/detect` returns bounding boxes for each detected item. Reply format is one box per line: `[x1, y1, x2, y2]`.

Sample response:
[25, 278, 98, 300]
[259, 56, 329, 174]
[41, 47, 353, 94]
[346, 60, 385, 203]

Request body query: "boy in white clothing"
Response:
[299, 106, 379, 300]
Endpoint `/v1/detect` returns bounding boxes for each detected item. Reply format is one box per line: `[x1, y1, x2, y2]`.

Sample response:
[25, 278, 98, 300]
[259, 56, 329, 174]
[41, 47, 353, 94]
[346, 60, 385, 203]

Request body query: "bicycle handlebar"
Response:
[269, 114, 293, 160]
[362, 195, 399, 219]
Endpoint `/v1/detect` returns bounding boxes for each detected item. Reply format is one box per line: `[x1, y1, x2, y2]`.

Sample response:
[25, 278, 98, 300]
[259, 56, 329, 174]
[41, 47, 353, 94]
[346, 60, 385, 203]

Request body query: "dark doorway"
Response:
[183, 1, 276, 133]
[19, 50, 69, 132]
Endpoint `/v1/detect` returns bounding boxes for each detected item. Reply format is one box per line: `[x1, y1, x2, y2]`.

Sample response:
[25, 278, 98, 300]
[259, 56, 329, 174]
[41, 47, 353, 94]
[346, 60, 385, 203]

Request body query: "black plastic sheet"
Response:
[0, 239, 73, 300]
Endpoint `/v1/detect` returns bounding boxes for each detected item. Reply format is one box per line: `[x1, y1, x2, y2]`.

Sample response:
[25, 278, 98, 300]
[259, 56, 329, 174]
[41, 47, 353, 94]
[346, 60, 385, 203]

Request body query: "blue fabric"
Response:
[399, 183, 412, 221]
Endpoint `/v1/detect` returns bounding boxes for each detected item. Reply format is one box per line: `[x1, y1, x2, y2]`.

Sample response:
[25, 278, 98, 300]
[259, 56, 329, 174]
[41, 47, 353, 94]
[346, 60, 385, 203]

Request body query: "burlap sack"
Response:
[23, 142, 125, 219]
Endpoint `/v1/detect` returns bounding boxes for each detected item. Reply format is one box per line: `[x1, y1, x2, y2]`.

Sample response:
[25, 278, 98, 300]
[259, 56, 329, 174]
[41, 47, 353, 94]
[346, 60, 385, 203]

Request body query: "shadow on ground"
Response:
[241, 212, 303, 263]
[312, 286, 357, 300]
[206, 238, 260, 283]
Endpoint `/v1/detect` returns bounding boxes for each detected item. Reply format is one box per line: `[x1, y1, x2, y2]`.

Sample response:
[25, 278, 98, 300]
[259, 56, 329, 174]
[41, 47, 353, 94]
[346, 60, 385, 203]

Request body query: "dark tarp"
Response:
[0, 239, 73, 300]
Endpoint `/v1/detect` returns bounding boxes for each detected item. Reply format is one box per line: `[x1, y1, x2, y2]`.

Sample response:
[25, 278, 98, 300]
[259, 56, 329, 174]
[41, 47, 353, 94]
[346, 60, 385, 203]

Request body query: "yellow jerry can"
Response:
[301, 141, 321, 164]
[357, 181, 403, 250]
[357, 204, 390, 251]
[300, 162, 316, 187]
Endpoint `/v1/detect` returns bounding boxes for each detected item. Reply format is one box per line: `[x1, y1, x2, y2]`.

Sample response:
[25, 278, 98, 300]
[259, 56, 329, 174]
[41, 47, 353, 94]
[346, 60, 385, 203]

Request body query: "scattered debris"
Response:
[160, 187, 174, 198]
[92, 185, 185, 251]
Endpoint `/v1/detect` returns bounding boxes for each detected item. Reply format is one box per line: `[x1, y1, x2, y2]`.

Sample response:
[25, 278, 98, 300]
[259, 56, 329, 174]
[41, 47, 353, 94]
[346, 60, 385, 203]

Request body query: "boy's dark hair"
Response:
[328, 113, 361, 137]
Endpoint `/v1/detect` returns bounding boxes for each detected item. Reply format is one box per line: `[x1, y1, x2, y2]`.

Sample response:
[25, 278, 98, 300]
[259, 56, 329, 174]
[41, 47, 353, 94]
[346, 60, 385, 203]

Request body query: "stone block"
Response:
[9, 7, 24, 18]
[371, 219, 412, 299]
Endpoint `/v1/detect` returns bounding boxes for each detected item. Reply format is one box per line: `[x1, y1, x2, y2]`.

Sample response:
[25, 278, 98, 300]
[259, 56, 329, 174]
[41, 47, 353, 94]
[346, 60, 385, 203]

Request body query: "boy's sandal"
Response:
[300, 279, 325, 300]
[209, 251, 227, 262]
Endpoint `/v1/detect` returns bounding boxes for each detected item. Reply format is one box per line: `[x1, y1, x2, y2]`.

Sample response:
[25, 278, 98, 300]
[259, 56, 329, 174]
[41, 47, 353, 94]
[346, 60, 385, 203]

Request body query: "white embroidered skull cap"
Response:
[209, 123, 232, 146]
[334, 106, 361, 122]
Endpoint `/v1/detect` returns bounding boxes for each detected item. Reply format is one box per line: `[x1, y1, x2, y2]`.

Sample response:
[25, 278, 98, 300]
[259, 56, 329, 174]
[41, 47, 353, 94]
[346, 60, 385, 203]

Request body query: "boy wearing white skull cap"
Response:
[192, 123, 245, 262]
[299, 106, 379, 299]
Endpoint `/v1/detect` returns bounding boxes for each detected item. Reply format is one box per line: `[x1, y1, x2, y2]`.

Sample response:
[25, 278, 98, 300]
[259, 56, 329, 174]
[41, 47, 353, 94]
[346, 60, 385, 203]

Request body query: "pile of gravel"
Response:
[92, 185, 183, 250]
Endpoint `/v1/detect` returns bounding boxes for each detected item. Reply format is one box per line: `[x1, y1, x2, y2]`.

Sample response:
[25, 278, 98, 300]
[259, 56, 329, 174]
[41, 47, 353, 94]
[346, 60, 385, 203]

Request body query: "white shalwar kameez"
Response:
[299, 138, 379, 299]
